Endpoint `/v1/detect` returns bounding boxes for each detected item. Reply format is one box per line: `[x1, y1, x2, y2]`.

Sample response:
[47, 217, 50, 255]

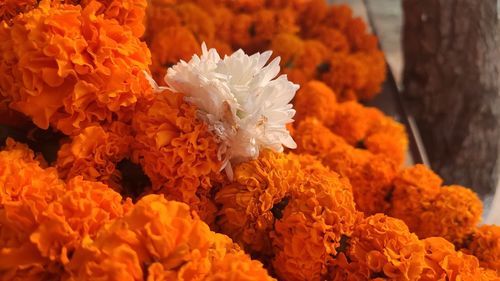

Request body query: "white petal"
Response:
[164, 44, 298, 179]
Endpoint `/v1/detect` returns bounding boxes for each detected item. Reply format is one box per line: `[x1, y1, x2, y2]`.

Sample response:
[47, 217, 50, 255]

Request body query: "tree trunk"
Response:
[403, 0, 500, 196]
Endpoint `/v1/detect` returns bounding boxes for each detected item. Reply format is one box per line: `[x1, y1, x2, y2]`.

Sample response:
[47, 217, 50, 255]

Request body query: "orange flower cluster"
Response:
[67, 194, 275, 280]
[0, 0, 152, 135]
[463, 225, 500, 273]
[145, 0, 385, 101]
[0, 0, 37, 24]
[329, 214, 426, 280]
[328, 215, 498, 281]
[56, 122, 134, 190]
[1, 0, 147, 33]
[80, 0, 148, 37]
[292, 80, 408, 214]
[215, 150, 360, 280]
[420, 237, 498, 281]
[1, 1, 499, 280]
[0, 139, 132, 279]
[389, 165, 483, 245]
[213, 148, 497, 280]
[294, 118, 398, 215]
[131, 90, 223, 224]
[0, 140, 274, 280]
[294, 80, 408, 166]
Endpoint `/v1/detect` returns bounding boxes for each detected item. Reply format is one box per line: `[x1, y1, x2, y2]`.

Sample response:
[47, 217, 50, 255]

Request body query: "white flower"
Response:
[165, 43, 299, 178]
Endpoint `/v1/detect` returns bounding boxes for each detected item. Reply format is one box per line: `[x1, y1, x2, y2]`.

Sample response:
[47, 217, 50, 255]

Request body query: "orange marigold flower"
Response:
[229, 0, 265, 12]
[149, 0, 177, 5]
[149, 26, 201, 84]
[329, 214, 426, 280]
[30, 177, 132, 265]
[420, 237, 491, 281]
[344, 17, 379, 52]
[481, 269, 500, 281]
[234, 9, 299, 53]
[393, 164, 443, 191]
[324, 143, 398, 215]
[0, 139, 64, 236]
[2, 0, 147, 36]
[175, 3, 215, 43]
[0, 141, 64, 277]
[317, 50, 385, 101]
[320, 53, 368, 101]
[144, 4, 181, 41]
[418, 185, 482, 244]
[250, 9, 284, 52]
[292, 39, 330, 81]
[0, 0, 152, 135]
[0, 139, 131, 278]
[463, 225, 500, 273]
[353, 51, 386, 100]
[81, 0, 148, 37]
[330, 101, 408, 166]
[67, 194, 275, 281]
[293, 80, 337, 125]
[215, 149, 359, 279]
[294, 119, 398, 214]
[275, 8, 300, 35]
[206, 252, 277, 281]
[298, 0, 329, 34]
[293, 118, 347, 156]
[310, 26, 350, 53]
[271, 154, 359, 281]
[285, 68, 310, 87]
[206, 40, 233, 57]
[265, 0, 313, 10]
[56, 122, 134, 191]
[131, 90, 222, 224]
[215, 150, 297, 257]
[208, 6, 235, 43]
[270, 33, 305, 71]
[0, 0, 37, 23]
[390, 166, 483, 245]
[323, 4, 353, 31]
[230, 14, 255, 49]
[329, 101, 378, 144]
[389, 164, 443, 232]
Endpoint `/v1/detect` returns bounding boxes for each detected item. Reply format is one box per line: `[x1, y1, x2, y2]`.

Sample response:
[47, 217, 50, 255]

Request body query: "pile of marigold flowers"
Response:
[0, 0, 499, 280]
[144, 0, 386, 101]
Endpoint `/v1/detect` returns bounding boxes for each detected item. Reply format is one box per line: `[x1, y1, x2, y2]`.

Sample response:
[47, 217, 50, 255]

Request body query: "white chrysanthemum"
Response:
[165, 43, 298, 177]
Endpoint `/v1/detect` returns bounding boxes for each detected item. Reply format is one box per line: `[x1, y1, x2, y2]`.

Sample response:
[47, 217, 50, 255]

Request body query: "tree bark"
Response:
[403, 0, 500, 196]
